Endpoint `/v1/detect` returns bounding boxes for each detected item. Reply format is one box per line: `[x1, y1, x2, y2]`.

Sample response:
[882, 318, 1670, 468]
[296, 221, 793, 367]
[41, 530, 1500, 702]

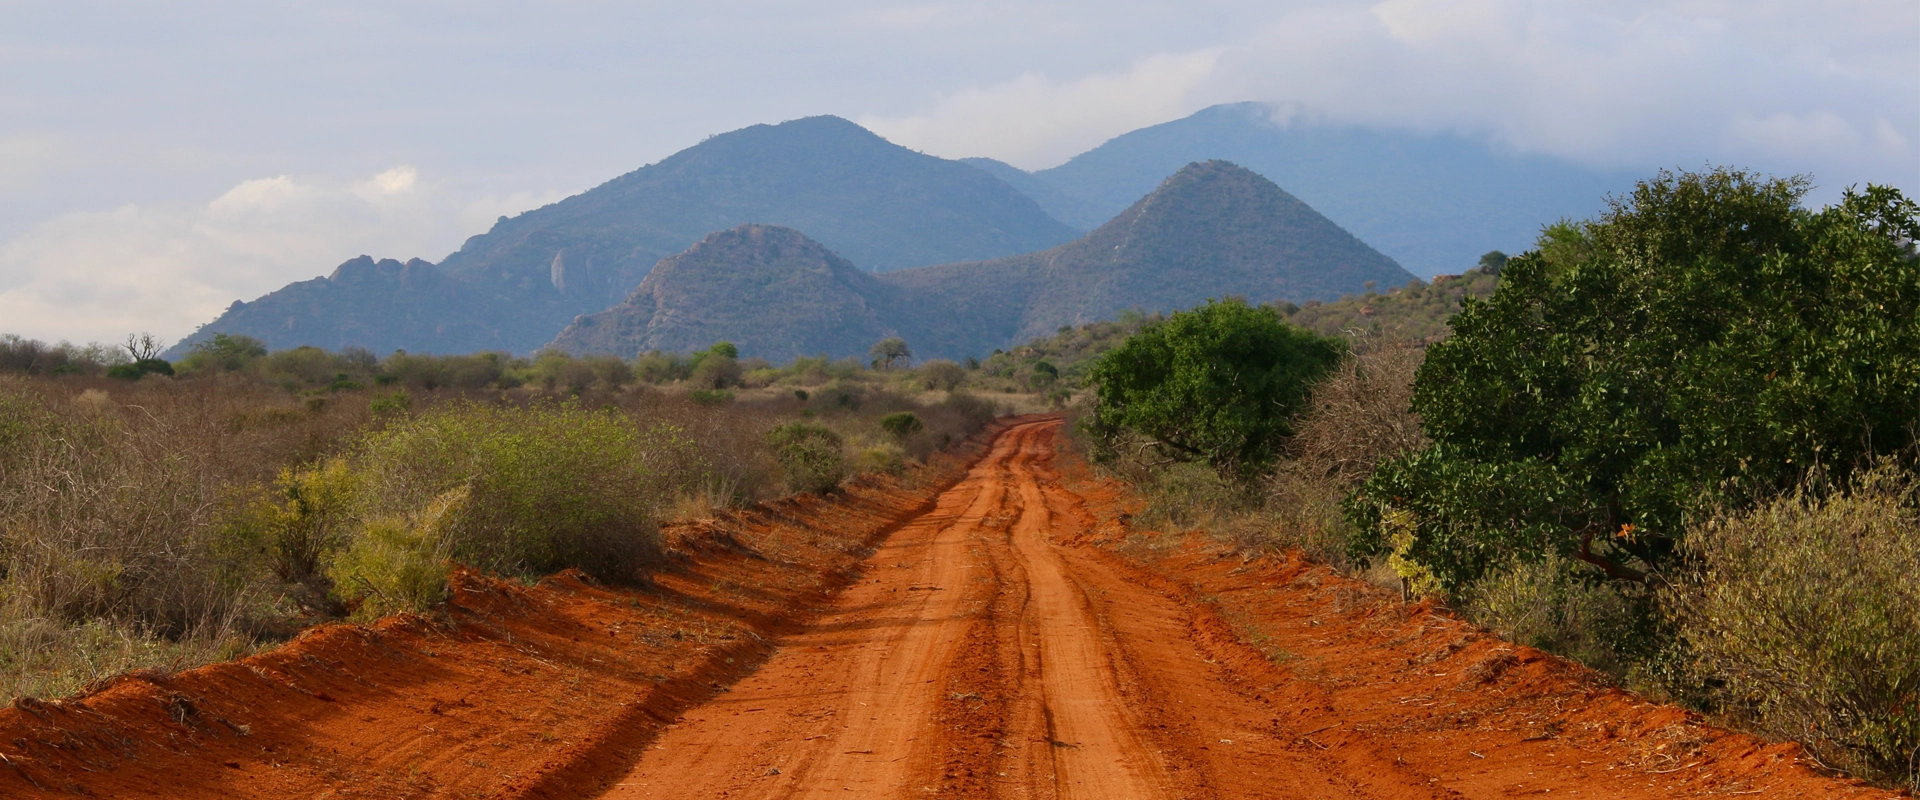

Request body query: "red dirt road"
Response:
[602, 420, 1892, 799]
[0, 419, 1895, 798]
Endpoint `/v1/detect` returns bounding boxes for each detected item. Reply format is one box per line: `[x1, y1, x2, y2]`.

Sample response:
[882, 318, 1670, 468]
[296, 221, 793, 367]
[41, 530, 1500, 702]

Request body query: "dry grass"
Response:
[0, 375, 376, 698]
[1669, 463, 1920, 790]
[0, 367, 1002, 702]
[1263, 345, 1427, 565]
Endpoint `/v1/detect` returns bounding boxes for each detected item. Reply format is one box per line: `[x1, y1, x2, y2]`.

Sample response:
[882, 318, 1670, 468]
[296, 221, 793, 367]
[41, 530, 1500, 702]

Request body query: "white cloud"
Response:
[0, 167, 543, 346]
[862, 50, 1223, 169]
[0, 0, 1912, 345]
[864, 0, 1916, 196]
[356, 166, 419, 199]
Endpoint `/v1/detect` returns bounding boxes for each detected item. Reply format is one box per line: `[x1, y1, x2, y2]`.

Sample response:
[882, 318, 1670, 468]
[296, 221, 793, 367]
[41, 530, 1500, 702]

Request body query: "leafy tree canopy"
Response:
[1085, 298, 1345, 480]
[869, 337, 912, 371]
[1351, 168, 1920, 593]
[180, 332, 267, 374]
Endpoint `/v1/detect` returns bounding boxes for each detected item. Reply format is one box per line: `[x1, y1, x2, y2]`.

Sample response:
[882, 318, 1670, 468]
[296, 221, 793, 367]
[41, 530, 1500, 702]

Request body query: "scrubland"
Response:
[0, 338, 1004, 702]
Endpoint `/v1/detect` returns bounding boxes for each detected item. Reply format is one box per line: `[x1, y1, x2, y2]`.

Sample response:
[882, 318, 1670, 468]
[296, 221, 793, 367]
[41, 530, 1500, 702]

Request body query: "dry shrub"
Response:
[622, 391, 783, 507]
[0, 361, 1003, 700]
[1265, 345, 1427, 564]
[1670, 463, 1920, 790]
[1462, 553, 1651, 678]
[917, 359, 966, 391]
[0, 376, 375, 698]
[348, 402, 689, 585]
[766, 423, 847, 494]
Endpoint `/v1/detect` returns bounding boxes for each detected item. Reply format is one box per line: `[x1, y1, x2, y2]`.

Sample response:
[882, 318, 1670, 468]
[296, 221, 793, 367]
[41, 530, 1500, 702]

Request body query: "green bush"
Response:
[1669, 465, 1920, 790]
[879, 411, 924, 440]
[177, 333, 266, 374]
[1026, 360, 1059, 390]
[257, 346, 354, 386]
[917, 359, 966, 391]
[381, 351, 512, 390]
[327, 487, 463, 620]
[369, 391, 411, 415]
[349, 403, 690, 583]
[766, 422, 845, 494]
[852, 443, 906, 476]
[1351, 171, 1920, 594]
[1085, 298, 1344, 480]
[105, 359, 173, 380]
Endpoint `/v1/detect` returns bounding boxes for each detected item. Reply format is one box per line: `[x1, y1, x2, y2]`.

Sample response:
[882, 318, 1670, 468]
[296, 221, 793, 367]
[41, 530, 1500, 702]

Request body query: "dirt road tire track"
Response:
[601, 418, 1897, 799]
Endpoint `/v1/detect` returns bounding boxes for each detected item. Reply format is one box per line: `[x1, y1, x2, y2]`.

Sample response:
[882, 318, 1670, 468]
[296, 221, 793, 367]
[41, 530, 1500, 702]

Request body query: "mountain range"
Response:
[173, 104, 1634, 360]
[550, 161, 1411, 361]
[170, 116, 1077, 357]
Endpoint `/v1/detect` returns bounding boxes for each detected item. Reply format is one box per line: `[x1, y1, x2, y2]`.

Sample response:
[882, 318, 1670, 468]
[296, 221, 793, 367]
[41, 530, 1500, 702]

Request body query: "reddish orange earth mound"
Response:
[0, 419, 1895, 798]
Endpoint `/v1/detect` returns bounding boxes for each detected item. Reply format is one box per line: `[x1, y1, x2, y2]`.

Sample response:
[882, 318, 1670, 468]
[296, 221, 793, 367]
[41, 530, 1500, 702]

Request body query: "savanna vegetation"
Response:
[0, 333, 1014, 703]
[1076, 168, 1920, 790]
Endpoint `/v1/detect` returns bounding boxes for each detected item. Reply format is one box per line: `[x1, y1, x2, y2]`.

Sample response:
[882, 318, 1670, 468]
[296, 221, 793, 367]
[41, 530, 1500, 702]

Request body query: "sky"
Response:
[3, 0, 1915, 345]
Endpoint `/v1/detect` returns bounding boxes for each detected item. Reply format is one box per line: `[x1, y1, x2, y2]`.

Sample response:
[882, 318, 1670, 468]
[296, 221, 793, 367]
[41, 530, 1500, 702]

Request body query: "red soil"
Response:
[0, 419, 1896, 798]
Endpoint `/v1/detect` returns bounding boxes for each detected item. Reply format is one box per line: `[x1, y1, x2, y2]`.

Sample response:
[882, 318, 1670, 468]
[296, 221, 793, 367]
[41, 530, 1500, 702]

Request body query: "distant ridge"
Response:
[188, 256, 516, 355]
[1007, 102, 1635, 280]
[168, 116, 1078, 357]
[552, 161, 1412, 360]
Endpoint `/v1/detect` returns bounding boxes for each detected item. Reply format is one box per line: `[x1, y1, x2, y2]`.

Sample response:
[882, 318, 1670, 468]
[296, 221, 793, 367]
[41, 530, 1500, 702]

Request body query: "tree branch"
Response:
[1577, 528, 1647, 583]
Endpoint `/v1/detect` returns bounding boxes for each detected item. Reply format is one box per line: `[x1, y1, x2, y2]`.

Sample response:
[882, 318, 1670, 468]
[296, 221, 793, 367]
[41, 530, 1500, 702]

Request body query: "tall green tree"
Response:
[1350, 169, 1920, 593]
[1085, 298, 1344, 480]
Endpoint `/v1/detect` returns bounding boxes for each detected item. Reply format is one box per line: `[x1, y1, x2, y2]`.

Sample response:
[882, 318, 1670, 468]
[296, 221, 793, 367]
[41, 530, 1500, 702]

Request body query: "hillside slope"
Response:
[185, 257, 520, 355]
[1017, 102, 1634, 280]
[169, 116, 1077, 357]
[880, 160, 1413, 357]
[550, 225, 906, 361]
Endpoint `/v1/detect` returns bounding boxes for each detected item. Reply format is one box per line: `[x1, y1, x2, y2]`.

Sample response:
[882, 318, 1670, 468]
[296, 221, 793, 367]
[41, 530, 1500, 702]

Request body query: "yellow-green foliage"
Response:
[766, 422, 845, 494]
[852, 443, 906, 476]
[1382, 509, 1442, 600]
[351, 402, 693, 582]
[327, 487, 463, 620]
[1671, 464, 1920, 790]
[232, 459, 360, 582]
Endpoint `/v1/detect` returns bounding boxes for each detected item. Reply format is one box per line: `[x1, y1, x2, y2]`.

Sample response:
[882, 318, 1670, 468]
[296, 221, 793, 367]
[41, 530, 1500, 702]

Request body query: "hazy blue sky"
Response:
[3, 0, 1916, 343]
